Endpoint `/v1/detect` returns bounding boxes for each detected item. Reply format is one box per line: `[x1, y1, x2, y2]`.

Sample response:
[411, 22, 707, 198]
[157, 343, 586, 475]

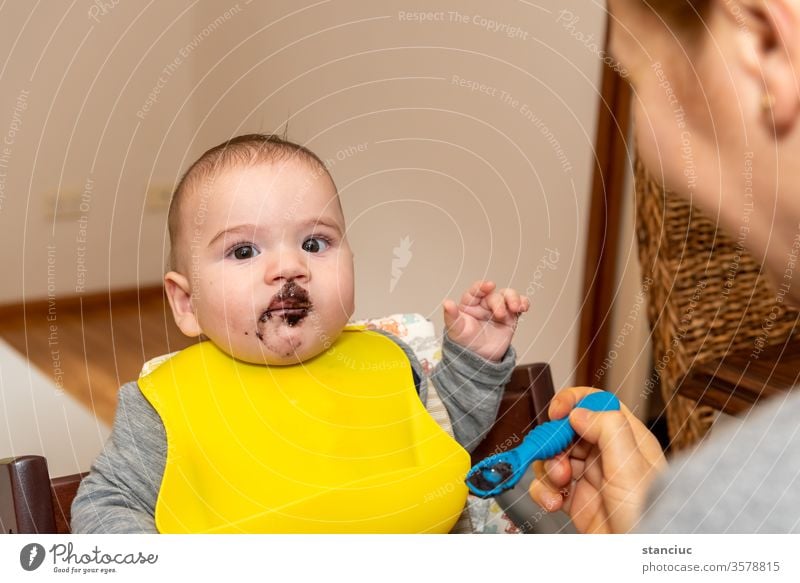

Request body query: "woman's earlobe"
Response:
[164, 271, 203, 337]
[762, 66, 800, 135]
[733, 0, 800, 134]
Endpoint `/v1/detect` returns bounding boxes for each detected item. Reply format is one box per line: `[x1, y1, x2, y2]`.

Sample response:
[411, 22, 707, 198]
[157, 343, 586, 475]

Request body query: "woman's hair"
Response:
[644, 0, 711, 36]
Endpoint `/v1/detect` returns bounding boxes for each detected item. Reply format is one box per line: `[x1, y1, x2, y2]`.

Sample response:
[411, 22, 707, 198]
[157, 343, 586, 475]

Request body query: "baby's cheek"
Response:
[334, 280, 355, 316]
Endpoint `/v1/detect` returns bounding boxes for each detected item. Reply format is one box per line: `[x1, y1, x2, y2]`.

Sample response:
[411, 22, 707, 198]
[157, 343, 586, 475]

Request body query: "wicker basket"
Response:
[634, 158, 800, 450]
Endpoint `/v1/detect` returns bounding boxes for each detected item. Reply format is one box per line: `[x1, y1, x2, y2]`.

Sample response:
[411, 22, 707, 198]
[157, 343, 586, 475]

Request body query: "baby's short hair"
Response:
[167, 133, 332, 271]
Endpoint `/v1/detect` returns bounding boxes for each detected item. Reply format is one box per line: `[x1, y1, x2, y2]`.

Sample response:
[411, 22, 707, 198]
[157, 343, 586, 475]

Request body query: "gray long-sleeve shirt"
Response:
[71, 332, 515, 533]
[637, 390, 800, 533]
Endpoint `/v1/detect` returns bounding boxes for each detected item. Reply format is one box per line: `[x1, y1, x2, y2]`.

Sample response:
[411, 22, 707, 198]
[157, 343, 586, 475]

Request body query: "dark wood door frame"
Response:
[575, 20, 633, 389]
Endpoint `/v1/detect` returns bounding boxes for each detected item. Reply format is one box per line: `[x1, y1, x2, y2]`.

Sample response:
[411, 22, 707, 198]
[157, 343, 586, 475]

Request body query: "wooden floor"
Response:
[0, 287, 195, 424]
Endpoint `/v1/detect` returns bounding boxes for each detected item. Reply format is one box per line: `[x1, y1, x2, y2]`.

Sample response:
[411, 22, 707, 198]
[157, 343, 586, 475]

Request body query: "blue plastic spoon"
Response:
[466, 391, 621, 498]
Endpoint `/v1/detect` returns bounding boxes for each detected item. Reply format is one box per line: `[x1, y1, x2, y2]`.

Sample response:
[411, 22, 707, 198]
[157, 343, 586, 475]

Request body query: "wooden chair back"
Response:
[469, 362, 555, 465]
[1, 455, 86, 534]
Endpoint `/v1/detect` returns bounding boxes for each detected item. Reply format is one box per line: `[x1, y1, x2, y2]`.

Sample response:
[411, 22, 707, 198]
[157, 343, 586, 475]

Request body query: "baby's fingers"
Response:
[442, 299, 465, 336]
[483, 288, 530, 322]
[459, 280, 496, 307]
[486, 291, 509, 321]
[499, 288, 528, 314]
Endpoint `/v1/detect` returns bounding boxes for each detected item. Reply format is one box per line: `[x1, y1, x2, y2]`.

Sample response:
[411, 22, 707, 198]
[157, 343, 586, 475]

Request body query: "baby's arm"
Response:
[374, 327, 514, 452]
[431, 334, 515, 451]
[435, 280, 526, 450]
[70, 382, 166, 533]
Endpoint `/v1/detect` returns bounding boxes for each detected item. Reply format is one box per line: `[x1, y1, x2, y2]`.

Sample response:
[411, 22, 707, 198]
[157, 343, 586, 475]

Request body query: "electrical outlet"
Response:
[145, 185, 173, 210]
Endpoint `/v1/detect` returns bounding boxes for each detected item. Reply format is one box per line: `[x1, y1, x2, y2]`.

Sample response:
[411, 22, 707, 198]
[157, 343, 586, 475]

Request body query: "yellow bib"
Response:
[137, 327, 470, 533]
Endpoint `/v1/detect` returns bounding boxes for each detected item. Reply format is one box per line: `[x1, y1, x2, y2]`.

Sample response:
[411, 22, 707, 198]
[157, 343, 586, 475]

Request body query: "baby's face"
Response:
[170, 158, 354, 365]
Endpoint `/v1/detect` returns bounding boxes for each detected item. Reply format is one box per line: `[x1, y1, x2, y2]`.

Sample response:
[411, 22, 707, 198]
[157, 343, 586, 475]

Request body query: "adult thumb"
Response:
[568, 408, 641, 464]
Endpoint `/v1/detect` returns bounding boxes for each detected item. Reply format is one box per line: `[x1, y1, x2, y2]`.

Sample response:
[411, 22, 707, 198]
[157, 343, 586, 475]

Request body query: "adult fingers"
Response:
[548, 386, 602, 421]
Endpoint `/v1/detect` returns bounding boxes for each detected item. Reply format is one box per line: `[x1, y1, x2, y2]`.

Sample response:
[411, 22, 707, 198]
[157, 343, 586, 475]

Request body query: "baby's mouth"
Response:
[258, 282, 312, 328]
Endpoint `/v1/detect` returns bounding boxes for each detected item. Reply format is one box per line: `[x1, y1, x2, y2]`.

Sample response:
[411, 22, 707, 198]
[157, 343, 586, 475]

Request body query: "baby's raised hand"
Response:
[443, 280, 529, 362]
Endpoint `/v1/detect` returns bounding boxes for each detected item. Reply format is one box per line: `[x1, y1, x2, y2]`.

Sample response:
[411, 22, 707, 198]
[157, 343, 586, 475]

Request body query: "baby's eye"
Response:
[301, 236, 330, 253]
[231, 244, 259, 260]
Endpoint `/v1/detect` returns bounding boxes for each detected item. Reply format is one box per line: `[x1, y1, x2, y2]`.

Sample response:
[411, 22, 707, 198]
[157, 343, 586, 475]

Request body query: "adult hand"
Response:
[443, 280, 529, 362]
[528, 387, 666, 533]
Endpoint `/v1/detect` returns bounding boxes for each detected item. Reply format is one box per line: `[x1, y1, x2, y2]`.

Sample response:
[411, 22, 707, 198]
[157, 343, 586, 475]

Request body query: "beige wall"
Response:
[1, 0, 608, 389]
[0, 1, 200, 303]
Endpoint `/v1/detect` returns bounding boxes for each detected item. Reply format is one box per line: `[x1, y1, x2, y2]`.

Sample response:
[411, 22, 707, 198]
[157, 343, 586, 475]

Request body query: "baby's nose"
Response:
[265, 250, 309, 283]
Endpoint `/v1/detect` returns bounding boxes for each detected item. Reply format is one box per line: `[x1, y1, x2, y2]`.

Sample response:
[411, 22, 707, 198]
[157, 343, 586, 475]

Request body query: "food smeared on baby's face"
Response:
[256, 281, 313, 336]
[253, 281, 318, 359]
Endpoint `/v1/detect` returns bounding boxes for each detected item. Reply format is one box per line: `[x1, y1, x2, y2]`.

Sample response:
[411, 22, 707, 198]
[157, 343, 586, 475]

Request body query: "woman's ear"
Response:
[164, 271, 203, 337]
[728, 0, 800, 134]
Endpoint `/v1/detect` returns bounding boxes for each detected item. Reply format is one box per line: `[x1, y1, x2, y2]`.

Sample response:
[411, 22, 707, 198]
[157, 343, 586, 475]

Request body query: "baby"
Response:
[71, 134, 529, 533]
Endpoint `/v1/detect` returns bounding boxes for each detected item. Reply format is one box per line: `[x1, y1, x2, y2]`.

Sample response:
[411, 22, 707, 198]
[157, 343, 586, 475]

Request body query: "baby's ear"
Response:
[164, 271, 203, 337]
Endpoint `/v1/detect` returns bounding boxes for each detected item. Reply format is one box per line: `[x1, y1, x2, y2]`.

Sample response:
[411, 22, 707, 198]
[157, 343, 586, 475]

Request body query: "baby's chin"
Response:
[221, 337, 332, 366]
[259, 346, 326, 366]
[208, 313, 350, 366]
